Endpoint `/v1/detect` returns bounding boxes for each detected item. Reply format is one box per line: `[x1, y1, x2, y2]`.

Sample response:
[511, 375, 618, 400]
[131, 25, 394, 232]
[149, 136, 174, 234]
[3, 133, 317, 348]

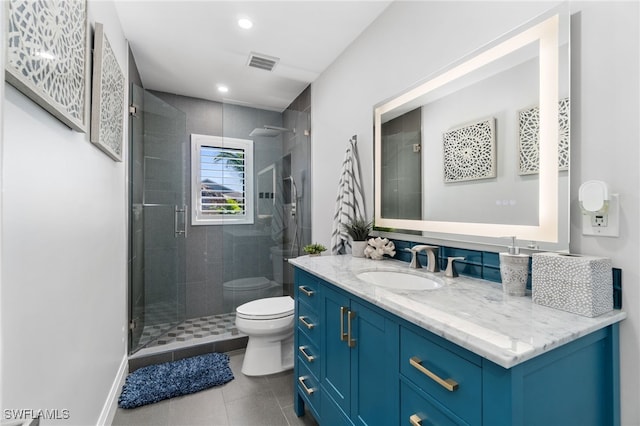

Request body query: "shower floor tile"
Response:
[140, 312, 239, 350]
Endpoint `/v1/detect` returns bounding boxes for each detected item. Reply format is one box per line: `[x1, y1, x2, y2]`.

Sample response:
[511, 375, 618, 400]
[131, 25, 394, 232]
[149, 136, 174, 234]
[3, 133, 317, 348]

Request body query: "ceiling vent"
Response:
[247, 52, 279, 72]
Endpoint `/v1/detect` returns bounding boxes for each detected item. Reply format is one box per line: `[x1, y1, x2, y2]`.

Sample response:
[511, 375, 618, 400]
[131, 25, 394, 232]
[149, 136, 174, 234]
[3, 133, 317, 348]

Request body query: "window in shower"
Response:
[191, 134, 254, 225]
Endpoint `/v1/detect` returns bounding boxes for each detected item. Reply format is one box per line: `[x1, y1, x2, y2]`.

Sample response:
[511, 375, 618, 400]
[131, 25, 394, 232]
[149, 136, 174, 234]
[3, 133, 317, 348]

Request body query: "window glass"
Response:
[191, 134, 254, 225]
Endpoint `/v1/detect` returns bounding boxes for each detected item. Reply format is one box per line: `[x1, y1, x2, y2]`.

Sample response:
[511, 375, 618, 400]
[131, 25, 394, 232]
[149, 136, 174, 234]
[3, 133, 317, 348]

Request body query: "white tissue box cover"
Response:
[532, 252, 613, 317]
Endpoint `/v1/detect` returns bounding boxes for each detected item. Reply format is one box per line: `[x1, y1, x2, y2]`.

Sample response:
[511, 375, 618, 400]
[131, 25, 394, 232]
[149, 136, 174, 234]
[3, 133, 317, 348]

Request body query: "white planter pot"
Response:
[351, 241, 367, 258]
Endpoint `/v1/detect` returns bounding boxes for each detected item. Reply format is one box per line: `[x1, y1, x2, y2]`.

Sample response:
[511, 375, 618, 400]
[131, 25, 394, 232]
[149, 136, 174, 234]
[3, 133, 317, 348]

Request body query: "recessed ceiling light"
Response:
[217, 85, 229, 93]
[238, 18, 253, 30]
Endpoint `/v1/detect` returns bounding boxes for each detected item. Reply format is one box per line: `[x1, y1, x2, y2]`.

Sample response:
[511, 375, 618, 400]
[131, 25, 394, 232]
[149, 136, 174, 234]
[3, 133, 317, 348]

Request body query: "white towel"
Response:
[331, 137, 366, 255]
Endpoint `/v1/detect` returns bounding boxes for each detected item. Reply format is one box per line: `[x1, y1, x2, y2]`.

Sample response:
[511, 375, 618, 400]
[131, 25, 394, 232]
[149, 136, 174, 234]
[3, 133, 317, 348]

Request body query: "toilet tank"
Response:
[223, 277, 282, 312]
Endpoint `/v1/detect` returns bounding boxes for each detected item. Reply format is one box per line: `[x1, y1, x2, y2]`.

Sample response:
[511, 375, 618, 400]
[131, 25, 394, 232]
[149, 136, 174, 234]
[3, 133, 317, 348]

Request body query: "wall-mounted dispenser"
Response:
[578, 180, 619, 237]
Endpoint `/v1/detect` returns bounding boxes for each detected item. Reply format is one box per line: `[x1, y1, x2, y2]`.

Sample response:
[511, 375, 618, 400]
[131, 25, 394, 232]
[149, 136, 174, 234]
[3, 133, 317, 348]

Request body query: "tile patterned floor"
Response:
[140, 313, 239, 349]
[112, 350, 319, 426]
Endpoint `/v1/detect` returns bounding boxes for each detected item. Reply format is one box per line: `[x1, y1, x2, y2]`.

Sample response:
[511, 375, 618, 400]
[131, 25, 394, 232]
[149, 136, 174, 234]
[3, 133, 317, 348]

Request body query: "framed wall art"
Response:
[518, 97, 570, 175]
[443, 117, 496, 183]
[90, 22, 125, 162]
[5, 0, 90, 132]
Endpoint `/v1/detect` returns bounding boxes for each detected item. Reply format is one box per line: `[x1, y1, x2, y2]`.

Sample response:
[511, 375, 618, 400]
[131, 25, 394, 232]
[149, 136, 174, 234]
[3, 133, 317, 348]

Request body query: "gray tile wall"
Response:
[131, 85, 312, 328]
[381, 107, 422, 220]
[149, 91, 287, 318]
[282, 86, 312, 294]
[141, 94, 187, 326]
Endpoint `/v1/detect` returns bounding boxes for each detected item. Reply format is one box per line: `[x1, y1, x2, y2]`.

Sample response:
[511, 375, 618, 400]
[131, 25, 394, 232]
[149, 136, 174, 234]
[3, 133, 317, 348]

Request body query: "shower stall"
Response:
[128, 85, 311, 355]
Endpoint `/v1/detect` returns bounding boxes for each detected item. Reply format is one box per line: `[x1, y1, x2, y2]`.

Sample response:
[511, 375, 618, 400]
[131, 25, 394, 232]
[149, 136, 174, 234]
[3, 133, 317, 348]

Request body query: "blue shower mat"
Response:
[118, 352, 234, 409]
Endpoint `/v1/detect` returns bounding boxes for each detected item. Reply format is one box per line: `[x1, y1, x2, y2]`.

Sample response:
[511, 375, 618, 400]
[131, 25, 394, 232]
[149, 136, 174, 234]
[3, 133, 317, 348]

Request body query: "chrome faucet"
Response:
[408, 245, 440, 272]
[445, 257, 465, 278]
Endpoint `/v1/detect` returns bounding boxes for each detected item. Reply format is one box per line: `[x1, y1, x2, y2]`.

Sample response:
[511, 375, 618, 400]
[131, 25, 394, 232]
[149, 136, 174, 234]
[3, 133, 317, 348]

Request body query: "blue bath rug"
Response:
[118, 352, 234, 409]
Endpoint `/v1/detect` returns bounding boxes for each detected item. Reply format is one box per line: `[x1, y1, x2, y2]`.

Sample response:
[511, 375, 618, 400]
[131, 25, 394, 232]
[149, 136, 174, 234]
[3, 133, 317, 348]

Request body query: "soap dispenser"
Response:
[499, 237, 530, 296]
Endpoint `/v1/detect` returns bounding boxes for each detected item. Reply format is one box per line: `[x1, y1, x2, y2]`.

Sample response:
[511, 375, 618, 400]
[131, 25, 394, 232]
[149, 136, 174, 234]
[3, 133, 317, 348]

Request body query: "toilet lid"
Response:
[223, 277, 273, 291]
[236, 296, 294, 320]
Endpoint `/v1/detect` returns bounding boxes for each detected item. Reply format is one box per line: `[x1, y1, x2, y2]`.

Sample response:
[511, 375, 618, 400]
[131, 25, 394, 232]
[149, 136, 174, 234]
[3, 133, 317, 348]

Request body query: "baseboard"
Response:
[97, 353, 128, 426]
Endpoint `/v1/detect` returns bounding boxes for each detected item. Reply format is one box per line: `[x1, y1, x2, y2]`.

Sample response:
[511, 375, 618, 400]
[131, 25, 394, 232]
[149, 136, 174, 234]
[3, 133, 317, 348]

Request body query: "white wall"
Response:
[1, 1, 128, 425]
[0, 0, 5, 418]
[311, 1, 639, 424]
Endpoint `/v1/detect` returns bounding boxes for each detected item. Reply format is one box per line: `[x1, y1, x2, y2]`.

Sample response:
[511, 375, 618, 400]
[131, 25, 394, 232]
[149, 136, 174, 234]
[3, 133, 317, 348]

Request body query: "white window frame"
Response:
[191, 134, 254, 226]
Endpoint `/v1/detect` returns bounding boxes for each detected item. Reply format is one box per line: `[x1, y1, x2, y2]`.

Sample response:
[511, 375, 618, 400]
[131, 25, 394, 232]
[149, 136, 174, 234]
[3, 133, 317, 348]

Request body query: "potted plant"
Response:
[304, 243, 327, 256]
[343, 218, 372, 258]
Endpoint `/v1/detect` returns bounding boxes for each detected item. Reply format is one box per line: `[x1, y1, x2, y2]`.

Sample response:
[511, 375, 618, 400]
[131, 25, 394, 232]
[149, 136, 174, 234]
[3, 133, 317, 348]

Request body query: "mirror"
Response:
[374, 10, 569, 250]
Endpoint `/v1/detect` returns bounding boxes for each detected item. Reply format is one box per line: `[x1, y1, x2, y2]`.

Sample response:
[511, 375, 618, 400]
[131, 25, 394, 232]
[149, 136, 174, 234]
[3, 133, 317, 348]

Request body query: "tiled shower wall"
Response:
[149, 91, 281, 318]
[282, 86, 312, 294]
[381, 107, 422, 220]
[146, 88, 311, 319]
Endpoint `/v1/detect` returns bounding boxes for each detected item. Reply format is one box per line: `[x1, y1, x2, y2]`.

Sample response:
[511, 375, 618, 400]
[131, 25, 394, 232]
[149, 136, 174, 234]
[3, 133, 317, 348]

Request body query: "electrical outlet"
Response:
[591, 214, 608, 227]
[582, 193, 619, 237]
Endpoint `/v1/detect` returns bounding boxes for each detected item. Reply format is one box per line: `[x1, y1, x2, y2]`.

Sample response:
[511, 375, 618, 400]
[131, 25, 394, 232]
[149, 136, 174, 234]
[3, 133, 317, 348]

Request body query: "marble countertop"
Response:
[289, 254, 627, 369]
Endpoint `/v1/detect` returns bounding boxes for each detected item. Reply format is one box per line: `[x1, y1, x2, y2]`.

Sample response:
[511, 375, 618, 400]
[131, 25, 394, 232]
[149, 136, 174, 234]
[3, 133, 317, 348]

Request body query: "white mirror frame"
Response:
[374, 14, 561, 243]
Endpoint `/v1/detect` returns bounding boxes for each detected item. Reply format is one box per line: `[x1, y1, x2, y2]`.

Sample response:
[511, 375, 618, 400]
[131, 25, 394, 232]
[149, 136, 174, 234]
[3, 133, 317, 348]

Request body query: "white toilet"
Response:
[235, 296, 295, 376]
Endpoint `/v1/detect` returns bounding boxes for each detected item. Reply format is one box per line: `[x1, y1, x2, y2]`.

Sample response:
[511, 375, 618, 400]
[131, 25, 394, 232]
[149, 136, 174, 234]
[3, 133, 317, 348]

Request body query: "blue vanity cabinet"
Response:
[481, 325, 621, 426]
[400, 323, 483, 425]
[320, 284, 399, 426]
[294, 269, 322, 421]
[293, 266, 621, 426]
[319, 284, 351, 421]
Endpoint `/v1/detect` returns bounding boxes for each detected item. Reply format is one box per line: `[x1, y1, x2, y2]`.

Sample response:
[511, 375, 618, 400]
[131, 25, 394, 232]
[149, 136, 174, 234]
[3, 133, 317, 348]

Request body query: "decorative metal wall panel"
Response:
[5, 0, 89, 132]
[518, 98, 570, 175]
[90, 22, 125, 162]
[443, 118, 496, 183]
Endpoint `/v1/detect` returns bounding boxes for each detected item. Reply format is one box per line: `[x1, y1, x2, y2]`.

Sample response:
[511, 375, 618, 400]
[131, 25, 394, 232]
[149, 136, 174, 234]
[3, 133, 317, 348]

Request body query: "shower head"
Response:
[249, 125, 291, 137]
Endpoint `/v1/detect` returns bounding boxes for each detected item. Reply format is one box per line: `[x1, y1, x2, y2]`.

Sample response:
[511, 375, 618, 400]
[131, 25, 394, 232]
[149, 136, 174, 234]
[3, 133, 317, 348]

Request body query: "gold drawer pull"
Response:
[298, 345, 315, 362]
[347, 310, 356, 348]
[409, 356, 459, 392]
[299, 285, 314, 297]
[409, 414, 423, 426]
[299, 316, 315, 330]
[298, 376, 315, 395]
[340, 306, 348, 341]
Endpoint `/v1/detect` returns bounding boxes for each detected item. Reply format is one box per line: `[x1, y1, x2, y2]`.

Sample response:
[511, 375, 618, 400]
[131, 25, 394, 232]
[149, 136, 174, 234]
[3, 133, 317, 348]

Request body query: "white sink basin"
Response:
[356, 270, 443, 290]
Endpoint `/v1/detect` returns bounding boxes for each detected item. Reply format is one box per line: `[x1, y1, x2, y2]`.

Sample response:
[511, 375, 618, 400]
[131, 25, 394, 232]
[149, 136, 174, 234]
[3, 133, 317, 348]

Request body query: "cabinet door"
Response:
[321, 285, 352, 415]
[350, 300, 398, 426]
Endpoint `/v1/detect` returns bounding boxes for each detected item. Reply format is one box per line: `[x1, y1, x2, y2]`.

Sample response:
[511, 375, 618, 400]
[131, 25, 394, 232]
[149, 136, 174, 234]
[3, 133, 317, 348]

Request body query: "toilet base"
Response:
[241, 333, 294, 376]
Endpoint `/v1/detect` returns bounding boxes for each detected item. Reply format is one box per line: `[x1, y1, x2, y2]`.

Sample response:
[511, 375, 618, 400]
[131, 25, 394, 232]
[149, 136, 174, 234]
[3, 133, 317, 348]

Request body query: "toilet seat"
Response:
[236, 296, 294, 320]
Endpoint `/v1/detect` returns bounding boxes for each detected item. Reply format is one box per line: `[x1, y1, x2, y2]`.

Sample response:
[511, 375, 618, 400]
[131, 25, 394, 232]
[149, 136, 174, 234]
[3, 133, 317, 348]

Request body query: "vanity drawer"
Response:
[401, 381, 466, 426]
[297, 330, 320, 379]
[297, 360, 321, 419]
[296, 272, 319, 311]
[400, 327, 481, 425]
[297, 300, 320, 340]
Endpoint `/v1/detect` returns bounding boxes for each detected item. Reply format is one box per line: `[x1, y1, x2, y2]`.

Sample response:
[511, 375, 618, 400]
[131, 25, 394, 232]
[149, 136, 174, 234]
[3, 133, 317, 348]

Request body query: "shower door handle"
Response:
[174, 205, 188, 238]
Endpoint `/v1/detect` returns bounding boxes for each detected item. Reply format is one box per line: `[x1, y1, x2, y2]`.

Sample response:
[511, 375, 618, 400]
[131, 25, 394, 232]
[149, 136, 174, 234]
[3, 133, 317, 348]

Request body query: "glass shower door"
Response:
[129, 85, 188, 353]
